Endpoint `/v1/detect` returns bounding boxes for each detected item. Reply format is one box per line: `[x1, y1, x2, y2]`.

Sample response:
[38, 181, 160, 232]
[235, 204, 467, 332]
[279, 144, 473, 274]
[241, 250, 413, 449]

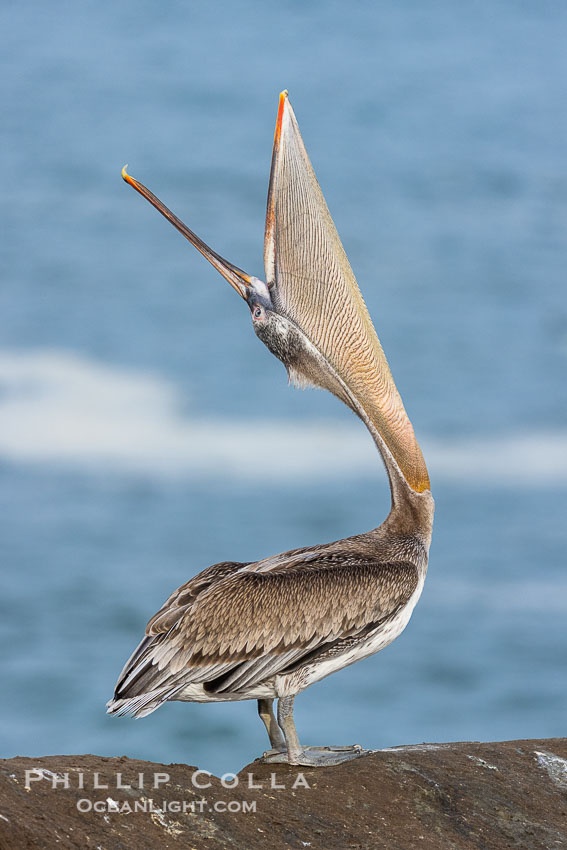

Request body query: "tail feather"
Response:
[106, 684, 184, 718]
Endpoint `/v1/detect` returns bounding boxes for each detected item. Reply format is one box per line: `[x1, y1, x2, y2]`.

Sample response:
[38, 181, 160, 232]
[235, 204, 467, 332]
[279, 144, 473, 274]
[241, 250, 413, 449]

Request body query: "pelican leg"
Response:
[258, 698, 285, 754]
[261, 696, 369, 766]
[277, 695, 301, 757]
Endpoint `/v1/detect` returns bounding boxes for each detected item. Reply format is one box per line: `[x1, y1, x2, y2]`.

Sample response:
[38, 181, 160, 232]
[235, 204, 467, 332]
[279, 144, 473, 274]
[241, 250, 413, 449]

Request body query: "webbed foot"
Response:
[262, 744, 369, 766]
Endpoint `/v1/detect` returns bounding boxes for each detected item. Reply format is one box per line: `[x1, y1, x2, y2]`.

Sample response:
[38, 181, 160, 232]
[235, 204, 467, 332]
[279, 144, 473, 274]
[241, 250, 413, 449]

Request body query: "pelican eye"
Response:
[252, 305, 264, 320]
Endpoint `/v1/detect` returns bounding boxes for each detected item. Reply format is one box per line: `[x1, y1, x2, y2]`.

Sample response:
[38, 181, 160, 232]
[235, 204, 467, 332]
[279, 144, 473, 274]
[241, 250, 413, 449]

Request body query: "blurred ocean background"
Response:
[1, 2, 566, 777]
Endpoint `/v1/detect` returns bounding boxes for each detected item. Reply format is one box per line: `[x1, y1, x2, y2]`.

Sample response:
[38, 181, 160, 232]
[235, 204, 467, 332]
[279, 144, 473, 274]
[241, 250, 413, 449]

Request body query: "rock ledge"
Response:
[1, 738, 566, 849]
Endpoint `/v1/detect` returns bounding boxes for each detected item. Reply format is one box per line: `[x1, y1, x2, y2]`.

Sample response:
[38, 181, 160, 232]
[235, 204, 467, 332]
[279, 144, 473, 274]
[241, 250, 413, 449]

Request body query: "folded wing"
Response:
[108, 555, 418, 716]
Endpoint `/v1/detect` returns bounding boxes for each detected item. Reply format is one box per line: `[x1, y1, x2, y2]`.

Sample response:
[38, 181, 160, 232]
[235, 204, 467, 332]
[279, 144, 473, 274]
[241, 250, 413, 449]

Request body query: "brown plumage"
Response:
[108, 91, 434, 767]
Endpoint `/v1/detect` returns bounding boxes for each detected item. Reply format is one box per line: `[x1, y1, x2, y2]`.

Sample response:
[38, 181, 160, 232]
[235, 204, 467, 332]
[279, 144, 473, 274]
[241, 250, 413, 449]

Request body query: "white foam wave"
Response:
[0, 349, 565, 485]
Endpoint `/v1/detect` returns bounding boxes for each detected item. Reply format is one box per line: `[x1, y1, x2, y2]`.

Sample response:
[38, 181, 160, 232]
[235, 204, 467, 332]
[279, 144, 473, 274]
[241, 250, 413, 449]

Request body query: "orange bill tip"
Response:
[121, 164, 140, 193]
[274, 90, 288, 146]
[121, 164, 138, 190]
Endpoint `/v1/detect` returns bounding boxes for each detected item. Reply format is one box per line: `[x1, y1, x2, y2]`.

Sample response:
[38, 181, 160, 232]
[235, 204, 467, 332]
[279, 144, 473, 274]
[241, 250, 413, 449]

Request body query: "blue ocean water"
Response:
[1, 1, 566, 776]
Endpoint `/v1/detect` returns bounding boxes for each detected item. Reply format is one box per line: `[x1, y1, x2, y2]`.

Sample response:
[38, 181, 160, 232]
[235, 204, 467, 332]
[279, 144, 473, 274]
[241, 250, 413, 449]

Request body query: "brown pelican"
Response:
[107, 91, 434, 766]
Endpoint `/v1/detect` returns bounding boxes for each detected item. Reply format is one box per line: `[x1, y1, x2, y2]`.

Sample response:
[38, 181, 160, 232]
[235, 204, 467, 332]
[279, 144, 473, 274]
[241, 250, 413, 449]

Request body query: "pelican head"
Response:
[121, 91, 431, 501]
[120, 166, 311, 380]
[121, 163, 316, 382]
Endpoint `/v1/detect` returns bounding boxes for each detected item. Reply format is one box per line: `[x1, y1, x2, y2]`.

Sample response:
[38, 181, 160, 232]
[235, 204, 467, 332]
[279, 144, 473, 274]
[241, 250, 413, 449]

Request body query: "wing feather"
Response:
[109, 551, 418, 715]
[159, 559, 418, 665]
[146, 560, 250, 635]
